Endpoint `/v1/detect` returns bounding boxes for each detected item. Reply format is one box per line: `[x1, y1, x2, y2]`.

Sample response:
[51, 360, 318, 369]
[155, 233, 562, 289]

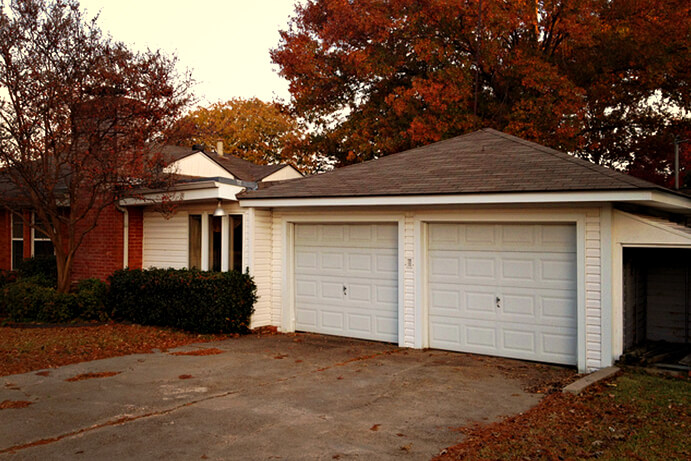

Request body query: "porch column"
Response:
[221, 214, 229, 272]
[201, 212, 209, 271]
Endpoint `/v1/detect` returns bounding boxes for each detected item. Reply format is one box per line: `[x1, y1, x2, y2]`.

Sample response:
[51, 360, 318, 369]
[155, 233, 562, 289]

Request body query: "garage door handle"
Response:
[343, 285, 347, 296]
[496, 296, 501, 308]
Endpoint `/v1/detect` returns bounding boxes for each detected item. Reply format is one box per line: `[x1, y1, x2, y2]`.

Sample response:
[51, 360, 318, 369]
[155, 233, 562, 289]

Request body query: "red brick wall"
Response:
[127, 206, 143, 269]
[1, 205, 142, 281]
[0, 210, 11, 270]
[71, 205, 124, 281]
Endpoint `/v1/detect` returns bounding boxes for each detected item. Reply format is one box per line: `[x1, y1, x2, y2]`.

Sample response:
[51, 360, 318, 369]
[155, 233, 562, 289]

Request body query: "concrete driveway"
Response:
[1, 334, 544, 460]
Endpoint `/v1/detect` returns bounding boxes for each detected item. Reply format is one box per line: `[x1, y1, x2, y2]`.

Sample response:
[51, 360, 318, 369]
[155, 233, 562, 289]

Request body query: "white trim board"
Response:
[240, 190, 691, 213]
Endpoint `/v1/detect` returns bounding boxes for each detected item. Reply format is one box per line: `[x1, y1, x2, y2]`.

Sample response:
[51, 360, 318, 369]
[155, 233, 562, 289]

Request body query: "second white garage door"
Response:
[294, 223, 398, 342]
[428, 223, 578, 365]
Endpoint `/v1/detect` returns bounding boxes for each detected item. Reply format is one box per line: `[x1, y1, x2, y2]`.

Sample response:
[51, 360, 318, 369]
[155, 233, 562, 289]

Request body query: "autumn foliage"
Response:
[0, 0, 193, 292]
[272, 0, 690, 185]
[169, 98, 313, 172]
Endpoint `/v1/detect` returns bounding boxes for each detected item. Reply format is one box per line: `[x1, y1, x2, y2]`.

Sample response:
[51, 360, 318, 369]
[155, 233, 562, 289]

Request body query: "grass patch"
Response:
[435, 369, 690, 460]
[0, 324, 230, 377]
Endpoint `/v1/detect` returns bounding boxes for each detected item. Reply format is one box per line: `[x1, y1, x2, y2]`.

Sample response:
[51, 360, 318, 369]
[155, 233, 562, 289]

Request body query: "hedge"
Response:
[17, 255, 57, 288]
[107, 268, 257, 334]
[2, 277, 109, 323]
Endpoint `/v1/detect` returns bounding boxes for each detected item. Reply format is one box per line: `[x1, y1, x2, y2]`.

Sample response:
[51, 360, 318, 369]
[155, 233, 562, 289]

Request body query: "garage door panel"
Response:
[428, 223, 577, 365]
[502, 258, 535, 281]
[295, 223, 398, 343]
[375, 315, 398, 337]
[542, 330, 577, 357]
[348, 253, 372, 272]
[466, 324, 497, 348]
[502, 329, 536, 353]
[430, 223, 575, 253]
[429, 322, 461, 346]
[542, 295, 577, 321]
[348, 283, 371, 302]
[295, 251, 318, 270]
[322, 310, 345, 329]
[429, 283, 497, 318]
[501, 293, 536, 317]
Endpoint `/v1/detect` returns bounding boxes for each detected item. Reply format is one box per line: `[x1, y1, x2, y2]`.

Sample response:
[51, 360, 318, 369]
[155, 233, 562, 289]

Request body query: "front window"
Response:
[11, 215, 23, 270]
[188, 213, 243, 271]
[32, 215, 54, 258]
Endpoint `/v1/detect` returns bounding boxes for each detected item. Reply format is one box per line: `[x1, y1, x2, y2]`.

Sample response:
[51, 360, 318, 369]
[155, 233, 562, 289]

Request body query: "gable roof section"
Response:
[159, 145, 291, 182]
[205, 151, 288, 182]
[239, 129, 675, 200]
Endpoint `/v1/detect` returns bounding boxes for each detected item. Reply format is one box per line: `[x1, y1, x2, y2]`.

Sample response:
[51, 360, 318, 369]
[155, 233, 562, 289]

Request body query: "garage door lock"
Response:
[496, 296, 502, 308]
[343, 285, 347, 296]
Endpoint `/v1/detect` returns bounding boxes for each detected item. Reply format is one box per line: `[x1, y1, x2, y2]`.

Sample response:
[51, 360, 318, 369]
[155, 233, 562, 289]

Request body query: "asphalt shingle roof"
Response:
[239, 129, 670, 200]
[158, 145, 287, 183]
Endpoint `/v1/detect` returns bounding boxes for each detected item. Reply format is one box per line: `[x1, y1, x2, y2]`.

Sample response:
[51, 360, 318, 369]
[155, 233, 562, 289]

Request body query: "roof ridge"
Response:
[482, 129, 658, 190]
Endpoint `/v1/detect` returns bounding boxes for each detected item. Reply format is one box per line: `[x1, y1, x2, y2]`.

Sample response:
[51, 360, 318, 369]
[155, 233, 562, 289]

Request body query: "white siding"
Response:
[271, 211, 284, 326]
[249, 208, 273, 328]
[166, 152, 234, 179]
[262, 166, 303, 182]
[585, 209, 602, 370]
[143, 211, 188, 269]
[403, 212, 415, 347]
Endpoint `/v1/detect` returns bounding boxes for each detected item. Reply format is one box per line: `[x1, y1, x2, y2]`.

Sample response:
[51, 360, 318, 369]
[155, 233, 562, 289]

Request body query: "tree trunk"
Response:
[55, 250, 72, 294]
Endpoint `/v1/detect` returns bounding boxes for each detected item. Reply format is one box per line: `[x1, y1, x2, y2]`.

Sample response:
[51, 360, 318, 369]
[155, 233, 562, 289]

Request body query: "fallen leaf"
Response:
[66, 371, 120, 382]
[170, 348, 224, 356]
[0, 400, 32, 409]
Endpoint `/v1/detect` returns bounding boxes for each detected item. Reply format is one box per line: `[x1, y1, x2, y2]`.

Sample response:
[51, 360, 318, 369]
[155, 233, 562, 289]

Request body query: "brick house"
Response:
[2, 129, 690, 372]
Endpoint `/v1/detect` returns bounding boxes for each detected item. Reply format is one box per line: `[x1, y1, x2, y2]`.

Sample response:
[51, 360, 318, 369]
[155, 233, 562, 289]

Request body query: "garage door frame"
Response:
[415, 212, 587, 370]
[281, 215, 406, 347]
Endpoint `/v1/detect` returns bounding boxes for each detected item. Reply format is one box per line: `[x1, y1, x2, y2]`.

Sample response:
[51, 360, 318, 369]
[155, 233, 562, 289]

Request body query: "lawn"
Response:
[435, 369, 690, 461]
[0, 323, 231, 377]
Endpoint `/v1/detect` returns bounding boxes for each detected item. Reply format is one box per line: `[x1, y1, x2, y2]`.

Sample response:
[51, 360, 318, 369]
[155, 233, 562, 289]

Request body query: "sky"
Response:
[78, 0, 300, 106]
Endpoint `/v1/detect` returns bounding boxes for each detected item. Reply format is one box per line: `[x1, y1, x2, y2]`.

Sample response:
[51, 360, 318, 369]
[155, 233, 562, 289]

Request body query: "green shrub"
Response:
[3, 277, 76, 323]
[17, 255, 57, 288]
[2, 276, 110, 323]
[75, 278, 109, 321]
[0, 270, 18, 289]
[108, 268, 257, 334]
[0, 270, 18, 317]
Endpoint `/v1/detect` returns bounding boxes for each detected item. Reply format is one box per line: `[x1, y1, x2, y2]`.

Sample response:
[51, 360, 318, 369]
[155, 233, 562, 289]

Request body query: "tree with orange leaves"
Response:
[272, 0, 690, 185]
[169, 98, 314, 172]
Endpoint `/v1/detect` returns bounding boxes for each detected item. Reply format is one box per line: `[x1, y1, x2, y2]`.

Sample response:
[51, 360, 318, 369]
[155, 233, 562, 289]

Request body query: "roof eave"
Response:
[238, 189, 691, 214]
[119, 178, 250, 206]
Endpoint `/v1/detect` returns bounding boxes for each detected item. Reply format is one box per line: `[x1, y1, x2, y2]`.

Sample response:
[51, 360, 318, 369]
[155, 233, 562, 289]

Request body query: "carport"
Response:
[614, 211, 691, 368]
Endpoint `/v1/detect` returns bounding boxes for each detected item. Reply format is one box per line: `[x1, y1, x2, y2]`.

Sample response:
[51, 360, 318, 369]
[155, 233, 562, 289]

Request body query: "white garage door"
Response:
[294, 223, 398, 342]
[428, 223, 577, 365]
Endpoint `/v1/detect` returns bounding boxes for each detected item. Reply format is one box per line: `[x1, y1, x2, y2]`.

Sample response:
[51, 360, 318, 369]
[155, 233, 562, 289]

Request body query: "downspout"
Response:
[115, 203, 129, 269]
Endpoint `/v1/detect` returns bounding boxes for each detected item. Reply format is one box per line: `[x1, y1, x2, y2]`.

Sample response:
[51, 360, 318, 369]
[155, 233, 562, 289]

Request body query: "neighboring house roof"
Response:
[239, 129, 677, 200]
[205, 151, 287, 182]
[158, 145, 293, 182]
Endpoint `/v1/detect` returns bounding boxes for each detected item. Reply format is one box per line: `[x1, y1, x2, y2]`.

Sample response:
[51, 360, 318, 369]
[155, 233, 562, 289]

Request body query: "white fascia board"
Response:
[239, 190, 673, 208]
[648, 190, 691, 211]
[120, 182, 244, 205]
